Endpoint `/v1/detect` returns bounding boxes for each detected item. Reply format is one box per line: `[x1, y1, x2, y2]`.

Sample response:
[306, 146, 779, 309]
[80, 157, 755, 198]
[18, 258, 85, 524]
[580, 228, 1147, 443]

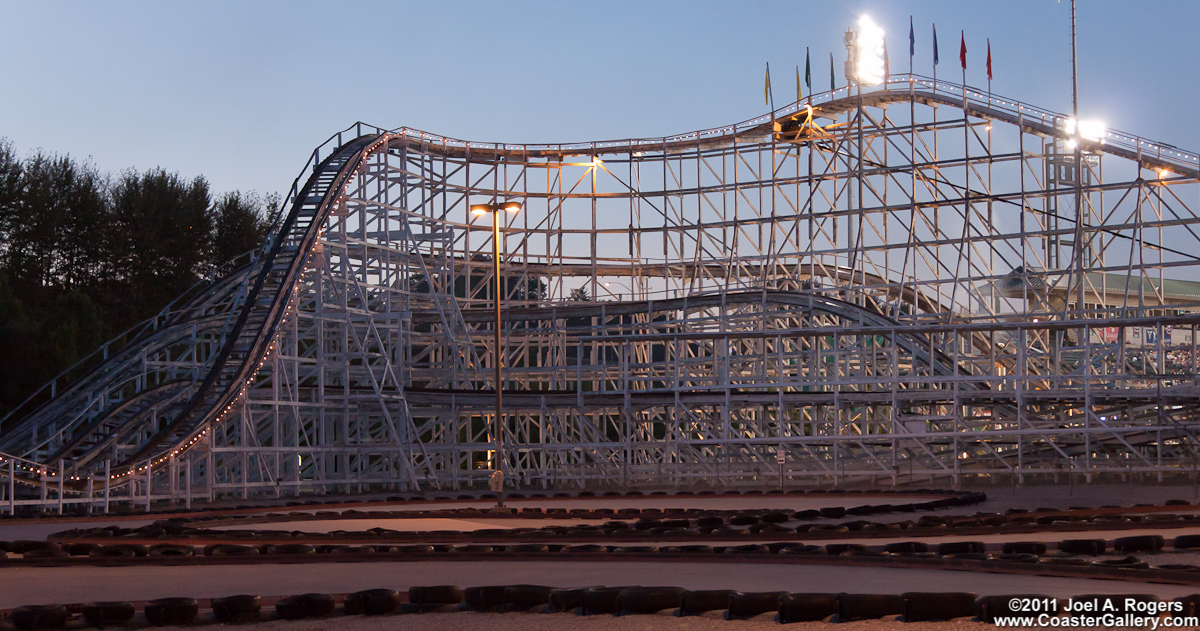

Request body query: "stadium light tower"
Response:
[469, 200, 521, 476]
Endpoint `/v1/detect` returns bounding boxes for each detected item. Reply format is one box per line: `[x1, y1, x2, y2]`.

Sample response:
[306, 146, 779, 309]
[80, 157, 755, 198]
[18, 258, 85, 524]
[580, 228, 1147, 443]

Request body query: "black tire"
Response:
[10, 605, 68, 631]
[275, 593, 336, 620]
[464, 586, 508, 612]
[408, 585, 464, 610]
[825, 543, 866, 556]
[21, 548, 67, 558]
[724, 544, 770, 555]
[504, 544, 549, 553]
[836, 593, 905, 621]
[267, 544, 315, 555]
[81, 601, 135, 628]
[144, 597, 199, 626]
[561, 544, 605, 554]
[1175, 535, 1200, 550]
[779, 544, 824, 555]
[884, 542, 928, 555]
[1059, 539, 1106, 555]
[696, 516, 724, 527]
[759, 511, 789, 524]
[208, 544, 259, 556]
[726, 592, 787, 619]
[995, 553, 1041, 563]
[663, 544, 713, 554]
[1112, 535, 1164, 554]
[63, 543, 98, 556]
[148, 544, 194, 557]
[901, 592, 977, 621]
[612, 546, 659, 554]
[1174, 595, 1200, 617]
[344, 589, 400, 615]
[617, 587, 685, 615]
[935, 541, 984, 556]
[778, 593, 838, 623]
[1092, 556, 1149, 569]
[678, 590, 735, 616]
[88, 545, 138, 559]
[503, 585, 553, 612]
[211, 594, 261, 623]
[1157, 564, 1200, 572]
[819, 506, 846, 519]
[548, 588, 587, 613]
[1002, 542, 1047, 555]
[583, 586, 630, 615]
[10, 540, 55, 554]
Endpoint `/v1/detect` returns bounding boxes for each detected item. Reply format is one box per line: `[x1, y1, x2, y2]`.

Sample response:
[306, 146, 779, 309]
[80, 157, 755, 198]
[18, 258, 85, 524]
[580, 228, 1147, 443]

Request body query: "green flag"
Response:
[829, 52, 836, 90]
[804, 47, 811, 91]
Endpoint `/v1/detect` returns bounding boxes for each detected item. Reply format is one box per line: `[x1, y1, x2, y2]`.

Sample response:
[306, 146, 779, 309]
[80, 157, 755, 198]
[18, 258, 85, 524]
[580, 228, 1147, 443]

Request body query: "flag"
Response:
[908, 17, 914, 60]
[986, 38, 993, 81]
[933, 24, 939, 66]
[959, 31, 967, 70]
[883, 38, 889, 79]
[796, 65, 802, 101]
[805, 47, 811, 90]
[829, 52, 835, 90]
[764, 62, 772, 106]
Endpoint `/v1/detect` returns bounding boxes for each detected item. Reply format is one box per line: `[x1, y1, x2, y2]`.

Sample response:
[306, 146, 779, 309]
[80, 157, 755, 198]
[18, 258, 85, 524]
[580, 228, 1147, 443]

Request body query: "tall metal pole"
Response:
[1071, 0, 1086, 315]
[491, 210, 505, 475]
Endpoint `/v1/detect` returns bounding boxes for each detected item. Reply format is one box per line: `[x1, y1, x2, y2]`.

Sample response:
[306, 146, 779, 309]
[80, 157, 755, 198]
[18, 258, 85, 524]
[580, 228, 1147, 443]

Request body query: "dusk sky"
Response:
[2, 1, 1196, 198]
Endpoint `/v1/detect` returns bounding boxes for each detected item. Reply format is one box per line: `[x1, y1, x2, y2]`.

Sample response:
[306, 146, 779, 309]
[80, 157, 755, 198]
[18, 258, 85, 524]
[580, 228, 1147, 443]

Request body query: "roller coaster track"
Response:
[2, 75, 1200, 508]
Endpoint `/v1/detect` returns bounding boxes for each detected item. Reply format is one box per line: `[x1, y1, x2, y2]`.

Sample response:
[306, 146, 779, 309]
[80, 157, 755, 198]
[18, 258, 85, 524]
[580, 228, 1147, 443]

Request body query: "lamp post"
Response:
[603, 281, 632, 301]
[469, 200, 520, 504]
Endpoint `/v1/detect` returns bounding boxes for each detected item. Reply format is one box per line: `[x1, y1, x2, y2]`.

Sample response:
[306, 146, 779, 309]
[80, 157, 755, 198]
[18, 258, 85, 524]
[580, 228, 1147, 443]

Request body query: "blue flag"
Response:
[933, 24, 939, 66]
[909, 17, 914, 59]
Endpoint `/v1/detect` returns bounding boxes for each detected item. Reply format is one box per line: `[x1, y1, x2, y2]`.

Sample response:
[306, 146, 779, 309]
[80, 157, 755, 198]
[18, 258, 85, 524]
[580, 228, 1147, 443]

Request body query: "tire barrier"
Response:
[80, 601, 135, 628]
[825, 543, 866, 556]
[678, 590, 736, 616]
[1059, 539, 1106, 555]
[88, 545, 140, 558]
[9, 605, 69, 631]
[143, 597, 199, 626]
[665, 545, 714, 554]
[548, 588, 587, 613]
[582, 586, 632, 615]
[344, 589, 400, 615]
[211, 594, 262, 623]
[408, 585, 465, 611]
[836, 593, 905, 621]
[275, 593, 336, 620]
[1176, 535, 1200, 550]
[21, 548, 68, 558]
[1002, 542, 1047, 555]
[464, 586, 509, 612]
[901, 592, 977, 621]
[612, 546, 659, 554]
[778, 593, 838, 623]
[935, 541, 985, 556]
[726, 592, 787, 620]
[502, 585, 553, 612]
[617, 587, 686, 615]
[724, 544, 770, 555]
[1112, 535, 1165, 553]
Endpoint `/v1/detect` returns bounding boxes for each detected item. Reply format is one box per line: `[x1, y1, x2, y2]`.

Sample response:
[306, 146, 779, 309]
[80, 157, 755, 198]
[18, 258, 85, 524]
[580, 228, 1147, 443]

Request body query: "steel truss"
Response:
[3, 74, 1200, 510]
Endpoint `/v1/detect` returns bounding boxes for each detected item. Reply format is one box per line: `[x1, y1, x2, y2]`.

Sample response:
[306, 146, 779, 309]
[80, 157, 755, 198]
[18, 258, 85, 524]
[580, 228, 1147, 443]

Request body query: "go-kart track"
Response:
[1, 74, 1200, 628]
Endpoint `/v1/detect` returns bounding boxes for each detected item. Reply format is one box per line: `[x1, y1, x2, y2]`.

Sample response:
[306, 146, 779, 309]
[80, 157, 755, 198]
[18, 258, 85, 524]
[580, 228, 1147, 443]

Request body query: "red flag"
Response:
[986, 38, 992, 80]
[959, 31, 967, 70]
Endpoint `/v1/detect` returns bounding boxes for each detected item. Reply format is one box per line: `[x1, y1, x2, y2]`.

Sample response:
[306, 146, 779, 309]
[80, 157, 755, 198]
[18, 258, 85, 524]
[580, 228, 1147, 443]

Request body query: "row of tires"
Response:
[4, 487, 973, 521]
[9, 587, 1200, 629]
[3, 539, 1194, 573]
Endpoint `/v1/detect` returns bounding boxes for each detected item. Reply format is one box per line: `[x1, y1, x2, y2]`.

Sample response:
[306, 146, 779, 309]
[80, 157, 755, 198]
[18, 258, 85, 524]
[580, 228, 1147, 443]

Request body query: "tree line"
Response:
[0, 138, 277, 417]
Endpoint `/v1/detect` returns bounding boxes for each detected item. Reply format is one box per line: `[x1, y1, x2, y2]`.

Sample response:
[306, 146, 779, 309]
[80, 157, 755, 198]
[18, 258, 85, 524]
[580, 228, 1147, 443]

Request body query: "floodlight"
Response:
[854, 16, 886, 86]
[1063, 118, 1107, 143]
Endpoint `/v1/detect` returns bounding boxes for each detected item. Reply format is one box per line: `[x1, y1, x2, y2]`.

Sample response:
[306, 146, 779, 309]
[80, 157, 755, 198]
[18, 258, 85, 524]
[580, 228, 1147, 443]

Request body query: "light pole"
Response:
[470, 200, 520, 504]
[603, 281, 632, 301]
